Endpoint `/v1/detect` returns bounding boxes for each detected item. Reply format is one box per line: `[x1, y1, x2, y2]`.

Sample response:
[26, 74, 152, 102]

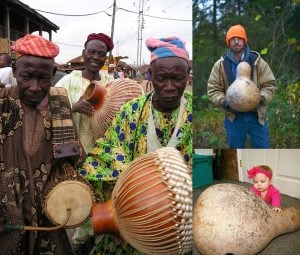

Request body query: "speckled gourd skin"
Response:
[193, 184, 300, 255]
[226, 62, 260, 112]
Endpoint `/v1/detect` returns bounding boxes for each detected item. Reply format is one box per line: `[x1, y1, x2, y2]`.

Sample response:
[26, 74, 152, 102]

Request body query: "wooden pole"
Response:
[109, 0, 117, 64]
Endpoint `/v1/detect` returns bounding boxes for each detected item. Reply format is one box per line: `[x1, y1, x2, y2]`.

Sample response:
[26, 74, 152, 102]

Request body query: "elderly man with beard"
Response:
[55, 33, 114, 153]
[0, 34, 84, 255]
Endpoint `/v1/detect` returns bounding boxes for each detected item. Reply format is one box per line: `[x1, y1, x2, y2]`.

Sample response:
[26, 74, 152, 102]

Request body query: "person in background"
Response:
[0, 34, 84, 254]
[73, 36, 192, 255]
[207, 24, 276, 148]
[116, 66, 125, 78]
[247, 165, 282, 212]
[55, 33, 114, 153]
[107, 63, 120, 79]
[0, 53, 17, 88]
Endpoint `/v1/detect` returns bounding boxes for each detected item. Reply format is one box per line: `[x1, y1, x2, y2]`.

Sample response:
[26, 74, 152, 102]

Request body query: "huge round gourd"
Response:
[193, 184, 300, 255]
[226, 62, 260, 112]
[92, 147, 193, 255]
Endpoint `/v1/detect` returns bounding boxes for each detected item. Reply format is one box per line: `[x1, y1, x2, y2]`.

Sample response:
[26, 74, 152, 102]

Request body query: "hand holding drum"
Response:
[193, 184, 300, 255]
[84, 79, 143, 138]
[226, 62, 260, 112]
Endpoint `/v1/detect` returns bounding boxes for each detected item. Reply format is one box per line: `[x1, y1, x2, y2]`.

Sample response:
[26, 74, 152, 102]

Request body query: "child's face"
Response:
[253, 173, 271, 192]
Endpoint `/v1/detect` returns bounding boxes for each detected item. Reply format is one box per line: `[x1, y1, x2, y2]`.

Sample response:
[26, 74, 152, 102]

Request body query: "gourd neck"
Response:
[92, 199, 119, 234]
[273, 206, 300, 234]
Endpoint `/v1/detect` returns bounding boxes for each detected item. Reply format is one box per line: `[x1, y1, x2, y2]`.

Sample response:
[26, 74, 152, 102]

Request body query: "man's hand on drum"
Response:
[72, 96, 95, 116]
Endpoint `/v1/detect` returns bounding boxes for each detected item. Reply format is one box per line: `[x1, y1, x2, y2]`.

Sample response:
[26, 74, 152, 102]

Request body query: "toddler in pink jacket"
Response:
[247, 165, 282, 212]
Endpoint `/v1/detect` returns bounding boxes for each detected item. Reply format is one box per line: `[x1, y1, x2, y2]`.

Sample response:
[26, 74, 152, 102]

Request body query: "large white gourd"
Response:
[193, 184, 300, 255]
[226, 62, 260, 112]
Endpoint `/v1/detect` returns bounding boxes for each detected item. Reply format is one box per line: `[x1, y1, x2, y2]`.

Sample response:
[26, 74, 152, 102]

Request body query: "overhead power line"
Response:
[118, 7, 191, 21]
[33, 7, 191, 21]
[33, 9, 111, 17]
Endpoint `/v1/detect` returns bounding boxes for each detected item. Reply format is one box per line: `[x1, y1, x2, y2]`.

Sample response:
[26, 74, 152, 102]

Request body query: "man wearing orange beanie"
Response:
[207, 24, 276, 148]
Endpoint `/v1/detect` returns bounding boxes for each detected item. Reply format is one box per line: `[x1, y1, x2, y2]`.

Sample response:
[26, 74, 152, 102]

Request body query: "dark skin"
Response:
[13, 55, 54, 110]
[0, 54, 12, 68]
[72, 40, 108, 116]
[150, 57, 189, 112]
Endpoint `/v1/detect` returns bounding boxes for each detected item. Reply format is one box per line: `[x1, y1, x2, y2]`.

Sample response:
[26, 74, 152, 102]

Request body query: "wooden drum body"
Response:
[92, 147, 193, 255]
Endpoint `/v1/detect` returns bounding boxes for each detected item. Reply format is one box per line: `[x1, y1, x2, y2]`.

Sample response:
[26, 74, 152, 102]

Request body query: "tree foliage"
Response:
[193, 0, 300, 148]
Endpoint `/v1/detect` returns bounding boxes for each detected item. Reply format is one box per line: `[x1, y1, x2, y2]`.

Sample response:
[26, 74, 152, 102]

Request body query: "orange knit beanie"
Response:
[226, 25, 247, 45]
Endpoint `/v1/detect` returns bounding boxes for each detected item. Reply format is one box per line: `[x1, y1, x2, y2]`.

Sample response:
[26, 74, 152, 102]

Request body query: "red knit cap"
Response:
[84, 33, 114, 51]
[11, 34, 59, 58]
[226, 25, 247, 45]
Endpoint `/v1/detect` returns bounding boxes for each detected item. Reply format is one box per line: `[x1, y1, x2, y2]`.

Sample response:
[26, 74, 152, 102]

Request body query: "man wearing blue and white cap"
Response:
[72, 36, 192, 254]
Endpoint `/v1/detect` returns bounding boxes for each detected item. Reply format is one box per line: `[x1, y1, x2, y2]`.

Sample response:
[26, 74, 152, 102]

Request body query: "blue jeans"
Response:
[224, 112, 270, 148]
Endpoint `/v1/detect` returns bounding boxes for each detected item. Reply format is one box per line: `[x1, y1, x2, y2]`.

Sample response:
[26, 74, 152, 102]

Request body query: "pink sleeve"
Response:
[271, 190, 281, 207]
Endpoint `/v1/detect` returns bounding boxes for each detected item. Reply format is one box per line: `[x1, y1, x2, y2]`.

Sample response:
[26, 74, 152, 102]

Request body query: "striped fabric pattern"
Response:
[11, 34, 59, 58]
[145, 36, 189, 63]
[49, 87, 76, 144]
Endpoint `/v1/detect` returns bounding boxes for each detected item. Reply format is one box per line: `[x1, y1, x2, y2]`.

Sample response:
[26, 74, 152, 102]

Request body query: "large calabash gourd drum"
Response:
[92, 147, 193, 255]
[193, 184, 300, 255]
[226, 62, 260, 112]
[84, 79, 143, 138]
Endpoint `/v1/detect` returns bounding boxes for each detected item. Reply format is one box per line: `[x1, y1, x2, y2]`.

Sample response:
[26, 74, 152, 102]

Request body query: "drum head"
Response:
[44, 180, 94, 228]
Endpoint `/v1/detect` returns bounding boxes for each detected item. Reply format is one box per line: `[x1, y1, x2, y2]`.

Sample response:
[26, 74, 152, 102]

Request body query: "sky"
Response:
[21, 0, 192, 65]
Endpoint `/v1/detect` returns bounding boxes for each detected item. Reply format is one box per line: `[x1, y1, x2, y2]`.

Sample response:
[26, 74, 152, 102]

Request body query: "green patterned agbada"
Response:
[81, 91, 192, 181]
[73, 91, 192, 254]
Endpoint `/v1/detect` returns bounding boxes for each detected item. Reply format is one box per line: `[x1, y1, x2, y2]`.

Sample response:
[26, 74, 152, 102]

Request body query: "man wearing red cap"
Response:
[0, 34, 84, 254]
[207, 24, 276, 148]
[55, 33, 114, 154]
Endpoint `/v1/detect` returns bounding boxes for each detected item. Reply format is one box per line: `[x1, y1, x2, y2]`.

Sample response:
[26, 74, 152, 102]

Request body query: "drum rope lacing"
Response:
[112, 147, 192, 254]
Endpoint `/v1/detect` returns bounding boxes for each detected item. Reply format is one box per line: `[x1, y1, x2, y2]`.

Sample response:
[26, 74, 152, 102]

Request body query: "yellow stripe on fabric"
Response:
[52, 119, 73, 127]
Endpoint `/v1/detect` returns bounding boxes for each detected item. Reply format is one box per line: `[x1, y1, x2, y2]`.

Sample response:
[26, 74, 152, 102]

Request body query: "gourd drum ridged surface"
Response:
[193, 184, 300, 255]
[90, 78, 144, 138]
[226, 62, 260, 112]
[92, 147, 193, 255]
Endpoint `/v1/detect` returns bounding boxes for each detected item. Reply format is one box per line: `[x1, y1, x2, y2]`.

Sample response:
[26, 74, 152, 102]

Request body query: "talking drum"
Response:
[90, 78, 143, 138]
[92, 147, 193, 255]
[193, 184, 300, 255]
[4, 162, 95, 232]
[226, 62, 260, 112]
[43, 162, 95, 228]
